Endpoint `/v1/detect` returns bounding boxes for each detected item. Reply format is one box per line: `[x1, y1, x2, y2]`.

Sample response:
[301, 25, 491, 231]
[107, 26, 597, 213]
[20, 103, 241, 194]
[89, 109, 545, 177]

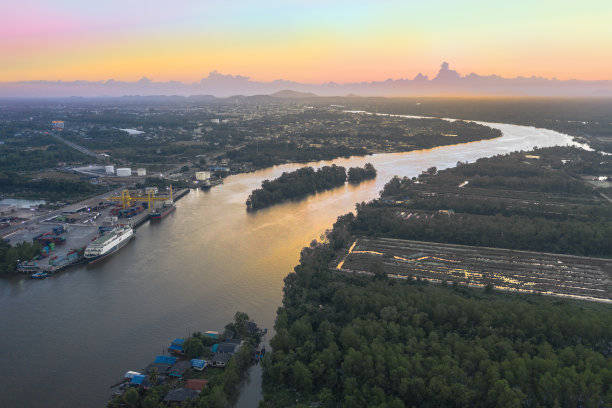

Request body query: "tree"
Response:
[369, 259, 387, 280]
[123, 388, 139, 408]
[184, 337, 204, 358]
[234, 311, 250, 338]
[205, 385, 228, 408]
[148, 367, 159, 385]
[292, 361, 313, 392]
[141, 395, 159, 408]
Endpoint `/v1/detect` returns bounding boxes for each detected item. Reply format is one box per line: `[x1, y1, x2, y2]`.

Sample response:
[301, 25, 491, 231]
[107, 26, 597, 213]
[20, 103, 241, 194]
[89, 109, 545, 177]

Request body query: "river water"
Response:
[0, 119, 580, 408]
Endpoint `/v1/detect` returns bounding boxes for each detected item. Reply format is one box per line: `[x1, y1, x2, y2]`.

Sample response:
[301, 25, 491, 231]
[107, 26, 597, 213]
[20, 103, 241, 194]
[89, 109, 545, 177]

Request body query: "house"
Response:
[145, 355, 177, 374]
[129, 374, 148, 388]
[204, 330, 219, 339]
[190, 359, 207, 371]
[169, 360, 191, 378]
[168, 344, 183, 354]
[185, 379, 208, 392]
[155, 355, 177, 365]
[163, 388, 199, 403]
[210, 352, 232, 367]
[217, 341, 241, 354]
[124, 371, 141, 380]
[168, 338, 185, 354]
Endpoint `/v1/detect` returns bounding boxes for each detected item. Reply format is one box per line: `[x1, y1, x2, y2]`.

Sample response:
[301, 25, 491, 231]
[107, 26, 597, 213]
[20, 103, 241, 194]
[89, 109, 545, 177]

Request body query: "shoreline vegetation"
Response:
[260, 146, 612, 407]
[0, 240, 40, 275]
[246, 163, 378, 211]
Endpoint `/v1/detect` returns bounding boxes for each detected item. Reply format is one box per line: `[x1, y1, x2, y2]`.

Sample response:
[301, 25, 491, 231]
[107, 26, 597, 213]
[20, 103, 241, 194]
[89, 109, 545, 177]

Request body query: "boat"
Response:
[17, 261, 39, 273]
[84, 225, 134, 263]
[150, 203, 176, 220]
[200, 178, 223, 190]
[31, 272, 50, 279]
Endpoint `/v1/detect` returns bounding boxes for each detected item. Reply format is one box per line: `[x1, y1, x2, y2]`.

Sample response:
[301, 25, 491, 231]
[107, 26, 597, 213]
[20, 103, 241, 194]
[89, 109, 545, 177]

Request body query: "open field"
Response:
[337, 237, 612, 303]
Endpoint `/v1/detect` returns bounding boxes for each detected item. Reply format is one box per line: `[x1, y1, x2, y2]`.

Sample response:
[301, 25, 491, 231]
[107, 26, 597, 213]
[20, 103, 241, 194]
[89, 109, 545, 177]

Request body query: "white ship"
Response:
[84, 225, 134, 263]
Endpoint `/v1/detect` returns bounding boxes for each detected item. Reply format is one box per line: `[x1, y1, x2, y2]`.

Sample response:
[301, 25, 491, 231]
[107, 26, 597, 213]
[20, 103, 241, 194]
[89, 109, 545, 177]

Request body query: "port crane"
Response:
[107, 185, 174, 212]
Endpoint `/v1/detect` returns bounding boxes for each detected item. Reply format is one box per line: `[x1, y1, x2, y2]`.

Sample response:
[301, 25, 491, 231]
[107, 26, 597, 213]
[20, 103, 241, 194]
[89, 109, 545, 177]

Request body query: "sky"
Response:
[2, 0, 612, 83]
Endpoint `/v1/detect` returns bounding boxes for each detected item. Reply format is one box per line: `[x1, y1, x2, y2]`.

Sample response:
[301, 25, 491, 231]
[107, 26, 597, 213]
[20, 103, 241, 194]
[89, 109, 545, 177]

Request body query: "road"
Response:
[50, 132, 106, 159]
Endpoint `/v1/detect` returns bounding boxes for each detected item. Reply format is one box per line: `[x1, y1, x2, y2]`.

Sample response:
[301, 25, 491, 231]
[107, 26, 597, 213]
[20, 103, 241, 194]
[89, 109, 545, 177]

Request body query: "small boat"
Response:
[31, 272, 50, 279]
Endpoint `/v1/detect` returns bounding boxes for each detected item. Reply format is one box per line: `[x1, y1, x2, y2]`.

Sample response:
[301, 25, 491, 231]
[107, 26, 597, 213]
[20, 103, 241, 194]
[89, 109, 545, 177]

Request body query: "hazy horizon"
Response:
[3, 1, 612, 84]
[2, 62, 612, 98]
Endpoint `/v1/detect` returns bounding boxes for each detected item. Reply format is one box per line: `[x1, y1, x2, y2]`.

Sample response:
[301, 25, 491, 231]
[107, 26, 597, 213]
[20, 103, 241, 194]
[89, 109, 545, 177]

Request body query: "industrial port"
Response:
[3, 186, 190, 278]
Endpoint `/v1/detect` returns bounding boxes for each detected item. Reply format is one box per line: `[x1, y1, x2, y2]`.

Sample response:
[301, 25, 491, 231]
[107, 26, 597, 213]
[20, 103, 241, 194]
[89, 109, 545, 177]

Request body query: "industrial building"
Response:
[195, 171, 211, 181]
[116, 168, 132, 177]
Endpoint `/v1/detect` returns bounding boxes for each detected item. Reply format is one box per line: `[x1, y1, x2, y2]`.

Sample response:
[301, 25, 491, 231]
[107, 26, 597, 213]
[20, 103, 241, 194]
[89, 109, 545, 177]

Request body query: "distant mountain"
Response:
[270, 90, 318, 98]
[1, 62, 611, 98]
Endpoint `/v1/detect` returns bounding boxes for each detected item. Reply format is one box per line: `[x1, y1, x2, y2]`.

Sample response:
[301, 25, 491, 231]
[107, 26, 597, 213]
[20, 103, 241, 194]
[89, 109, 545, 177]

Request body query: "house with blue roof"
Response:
[190, 359, 207, 371]
[129, 374, 148, 387]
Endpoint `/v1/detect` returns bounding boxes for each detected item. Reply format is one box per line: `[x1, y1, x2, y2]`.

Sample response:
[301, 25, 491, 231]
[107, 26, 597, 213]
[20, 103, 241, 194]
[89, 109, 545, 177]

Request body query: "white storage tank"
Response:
[105, 165, 115, 175]
[195, 171, 211, 181]
[116, 168, 132, 177]
[137, 168, 146, 176]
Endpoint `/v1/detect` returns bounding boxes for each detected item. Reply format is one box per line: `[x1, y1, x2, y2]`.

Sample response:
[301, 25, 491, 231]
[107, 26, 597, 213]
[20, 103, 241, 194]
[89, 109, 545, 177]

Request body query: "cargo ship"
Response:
[150, 203, 176, 220]
[84, 225, 134, 263]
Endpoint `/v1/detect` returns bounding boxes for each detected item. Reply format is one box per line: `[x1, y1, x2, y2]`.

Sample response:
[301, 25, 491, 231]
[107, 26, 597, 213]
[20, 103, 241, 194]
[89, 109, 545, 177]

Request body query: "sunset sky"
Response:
[2, 0, 611, 83]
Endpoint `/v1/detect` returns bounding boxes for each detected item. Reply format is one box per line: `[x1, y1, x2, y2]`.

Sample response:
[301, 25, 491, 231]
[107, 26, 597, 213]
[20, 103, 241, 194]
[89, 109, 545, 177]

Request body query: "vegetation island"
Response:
[246, 163, 378, 210]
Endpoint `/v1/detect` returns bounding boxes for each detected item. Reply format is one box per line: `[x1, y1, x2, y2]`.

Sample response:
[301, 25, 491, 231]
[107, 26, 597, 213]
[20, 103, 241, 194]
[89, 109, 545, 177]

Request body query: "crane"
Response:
[108, 185, 174, 212]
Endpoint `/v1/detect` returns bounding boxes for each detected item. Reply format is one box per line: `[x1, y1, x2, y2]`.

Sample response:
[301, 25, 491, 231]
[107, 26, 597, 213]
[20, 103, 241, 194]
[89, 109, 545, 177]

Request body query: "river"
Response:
[0, 119, 580, 408]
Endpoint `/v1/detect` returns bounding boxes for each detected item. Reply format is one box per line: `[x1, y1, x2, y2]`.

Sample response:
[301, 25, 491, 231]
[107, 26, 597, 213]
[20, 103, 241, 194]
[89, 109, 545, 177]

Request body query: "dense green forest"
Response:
[372, 147, 612, 257]
[226, 141, 368, 169]
[262, 146, 611, 407]
[0, 134, 91, 172]
[0, 240, 40, 275]
[261, 241, 611, 407]
[347, 163, 377, 184]
[0, 171, 107, 202]
[334, 97, 612, 153]
[246, 165, 347, 210]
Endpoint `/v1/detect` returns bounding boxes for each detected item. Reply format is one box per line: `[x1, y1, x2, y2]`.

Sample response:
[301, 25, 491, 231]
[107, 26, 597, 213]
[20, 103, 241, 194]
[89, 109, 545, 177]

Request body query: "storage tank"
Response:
[137, 168, 146, 176]
[116, 168, 132, 177]
[195, 171, 211, 181]
[105, 165, 115, 175]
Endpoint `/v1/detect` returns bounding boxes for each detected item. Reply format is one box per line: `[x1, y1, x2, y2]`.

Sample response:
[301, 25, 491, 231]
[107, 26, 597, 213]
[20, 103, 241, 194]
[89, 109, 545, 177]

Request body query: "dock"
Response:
[14, 188, 192, 277]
